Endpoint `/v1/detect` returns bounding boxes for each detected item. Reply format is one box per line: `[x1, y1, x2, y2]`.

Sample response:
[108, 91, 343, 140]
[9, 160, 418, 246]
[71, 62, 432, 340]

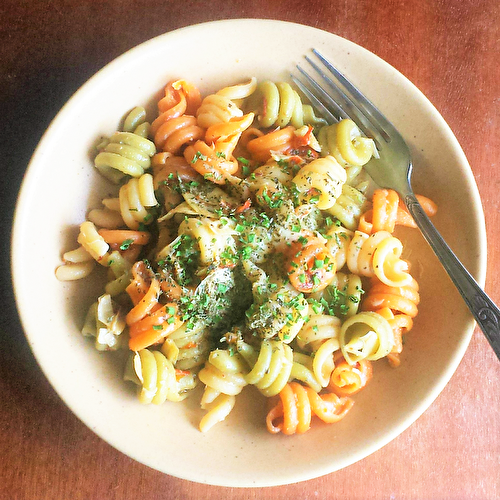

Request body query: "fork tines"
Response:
[292, 48, 390, 143]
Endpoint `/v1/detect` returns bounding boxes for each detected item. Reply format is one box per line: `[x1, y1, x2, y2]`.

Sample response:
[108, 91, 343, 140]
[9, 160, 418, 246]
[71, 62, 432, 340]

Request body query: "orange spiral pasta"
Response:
[150, 80, 204, 154]
[328, 354, 372, 396]
[287, 237, 336, 294]
[374, 307, 414, 367]
[359, 189, 437, 234]
[125, 261, 183, 351]
[266, 382, 354, 435]
[361, 276, 420, 318]
[184, 141, 239, 183]
[246, 126, 296, 162]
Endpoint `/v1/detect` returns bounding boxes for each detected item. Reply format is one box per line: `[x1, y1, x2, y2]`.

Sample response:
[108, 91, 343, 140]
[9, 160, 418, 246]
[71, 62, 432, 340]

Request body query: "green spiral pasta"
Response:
[318, 118, 377, 168]
[246, 80, 326, 129]
[94, 107, 156, 182]
[241, 339, 293, 397]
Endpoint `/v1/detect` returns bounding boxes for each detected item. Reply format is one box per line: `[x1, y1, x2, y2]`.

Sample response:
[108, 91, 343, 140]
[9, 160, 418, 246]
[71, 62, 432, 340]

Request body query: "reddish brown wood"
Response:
[1, 0, 499, 498]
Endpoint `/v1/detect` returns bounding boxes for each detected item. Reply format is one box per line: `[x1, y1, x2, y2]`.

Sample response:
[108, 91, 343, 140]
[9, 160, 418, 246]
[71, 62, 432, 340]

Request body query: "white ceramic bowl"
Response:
[12, 19, 486, 487]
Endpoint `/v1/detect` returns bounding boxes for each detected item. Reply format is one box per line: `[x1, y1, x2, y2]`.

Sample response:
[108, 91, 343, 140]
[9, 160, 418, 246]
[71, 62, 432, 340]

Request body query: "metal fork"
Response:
[292, 48, 500, 361]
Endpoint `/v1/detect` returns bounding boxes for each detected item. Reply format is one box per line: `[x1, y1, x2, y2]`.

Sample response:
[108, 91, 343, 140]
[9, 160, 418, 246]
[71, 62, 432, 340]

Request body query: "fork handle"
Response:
[404, 193, 500, 360]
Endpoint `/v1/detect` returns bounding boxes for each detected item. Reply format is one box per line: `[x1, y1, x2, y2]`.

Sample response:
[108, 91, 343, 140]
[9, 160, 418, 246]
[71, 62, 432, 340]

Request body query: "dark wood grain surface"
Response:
[1, 1, 499, 499]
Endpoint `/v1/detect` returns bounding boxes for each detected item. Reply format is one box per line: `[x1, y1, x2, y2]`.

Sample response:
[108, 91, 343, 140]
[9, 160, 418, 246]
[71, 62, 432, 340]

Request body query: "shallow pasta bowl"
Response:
[11, 19, 486, 487]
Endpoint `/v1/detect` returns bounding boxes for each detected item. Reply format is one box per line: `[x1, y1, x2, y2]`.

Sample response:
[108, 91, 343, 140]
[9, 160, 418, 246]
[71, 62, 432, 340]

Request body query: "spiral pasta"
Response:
[197, 349, 249, 431]
[266, 382, 354, 435]
[347, 230, 412, 287]
[317, 118, 377, 168]
[196, 77, 256, 128]
[151, 79, 204, 154]
[243, 339, 293, 397]
[292, 155, 347, 210]
[124, 348, 196, 404]
[94, 130, 156, 181]
[246, 80, 325, 129]
[339, 311, 394, 364]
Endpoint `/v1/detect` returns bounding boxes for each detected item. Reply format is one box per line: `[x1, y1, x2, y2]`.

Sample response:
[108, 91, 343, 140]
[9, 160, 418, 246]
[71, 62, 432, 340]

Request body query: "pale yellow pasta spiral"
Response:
[119, 173, 158, 230]
[292, 155, 347, 210]
[347, 230, 412, 287]
[339, 311, 394, 364]
[196, 78, 257, 128]
[197, 349, 250, 432]
[124, 349, 196, 404]
[241, 339, 293, 397]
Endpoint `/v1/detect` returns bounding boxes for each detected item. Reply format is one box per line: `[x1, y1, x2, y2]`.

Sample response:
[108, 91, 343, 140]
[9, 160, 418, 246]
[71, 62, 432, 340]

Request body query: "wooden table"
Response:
[1, 1, 499, 498]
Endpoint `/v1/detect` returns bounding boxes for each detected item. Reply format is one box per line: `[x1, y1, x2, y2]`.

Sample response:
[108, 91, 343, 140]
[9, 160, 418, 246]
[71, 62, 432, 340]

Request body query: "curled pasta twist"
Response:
[55, 245, 95, 281]
[196, 77, 256, 128]
[124, 348, 196, 404]
[184, 112, 254, 183]
[317, 118, 376, 168]
[246, 126, 296, 163]
[326, 184, 370, 231]
[81, 293, 126, 351]
[347, 230, 412, 287]
[266, 382, 354, 435]
[167, 323, 211, 370]
[242, 339, 293, 397]
[116, 173, 158, 230]
[246, 80, 326, 129]
[94, 130, 156, 181]
[197, 349, 250, 432]
[362, 277, 419, 366]
[77, 221, 110, 264]
[150, 80, 204, 154]
[296, 311, 341, 387]
[328, 354, 372, 396]
[123, 106, 151, 137]
[292, 155, 347, 210]
[359, 189, 438, 235]
[339, 311, 394, 364]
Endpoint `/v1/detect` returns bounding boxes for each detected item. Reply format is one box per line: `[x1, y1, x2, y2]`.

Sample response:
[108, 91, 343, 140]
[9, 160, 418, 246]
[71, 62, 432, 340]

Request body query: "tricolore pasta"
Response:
[57, 75, 437, 435]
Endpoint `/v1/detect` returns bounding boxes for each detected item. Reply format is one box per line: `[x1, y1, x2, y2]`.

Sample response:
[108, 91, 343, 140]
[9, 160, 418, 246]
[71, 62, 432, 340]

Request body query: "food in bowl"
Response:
[56, 75, 437, 436]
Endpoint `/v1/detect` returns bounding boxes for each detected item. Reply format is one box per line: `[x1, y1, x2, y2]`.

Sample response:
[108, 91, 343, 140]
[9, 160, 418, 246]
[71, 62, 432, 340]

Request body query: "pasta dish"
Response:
[56, 76, 436, 435]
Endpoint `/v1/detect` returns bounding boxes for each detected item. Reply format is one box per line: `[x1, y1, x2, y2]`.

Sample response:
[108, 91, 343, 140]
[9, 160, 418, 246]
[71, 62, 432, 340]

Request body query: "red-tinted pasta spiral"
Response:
[125, 261, 182, 351]
[359, 189, 438, 234]
[266, 382, 354, 435]
[150, 80, 205, 154]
